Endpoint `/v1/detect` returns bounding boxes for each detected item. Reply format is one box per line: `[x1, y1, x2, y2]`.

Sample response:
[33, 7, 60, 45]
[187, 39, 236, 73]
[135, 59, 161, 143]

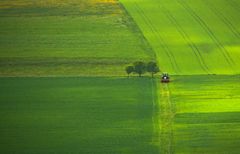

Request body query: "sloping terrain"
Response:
[120, 0, 240, 75]
[0, 0, 154, 76]
[0, 0, 240, 153]
[119, 1, 240, 153]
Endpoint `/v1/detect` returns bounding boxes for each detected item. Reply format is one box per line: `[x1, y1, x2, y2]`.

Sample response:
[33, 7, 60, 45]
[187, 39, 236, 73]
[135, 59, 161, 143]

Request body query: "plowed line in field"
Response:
[178, 0, 235, 67]
[161, 6, 210, 74]
[159, 82, 174, 154]
[133, 2, 181, 73]
[133, 2, 180, 73]
[203, 0, 240, 38]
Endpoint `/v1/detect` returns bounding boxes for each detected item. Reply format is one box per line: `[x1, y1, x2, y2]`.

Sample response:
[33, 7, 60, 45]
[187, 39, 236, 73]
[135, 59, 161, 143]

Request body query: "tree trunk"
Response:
[152, 72, 154, 78]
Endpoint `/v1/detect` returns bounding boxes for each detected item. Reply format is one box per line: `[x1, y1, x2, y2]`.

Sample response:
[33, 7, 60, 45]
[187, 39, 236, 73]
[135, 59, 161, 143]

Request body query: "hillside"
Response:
[0, 0, 154, 76]
[0, 1, 240, 153]
[120, 0, 240, 75]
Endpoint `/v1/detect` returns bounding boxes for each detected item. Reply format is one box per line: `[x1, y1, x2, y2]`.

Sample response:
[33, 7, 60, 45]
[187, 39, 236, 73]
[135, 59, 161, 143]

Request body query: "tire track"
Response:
[133, 2, 180, 73]
[203, 0, 240, 39]
[177, 0, 235, 67]
[159, 82, 174, 154]
[133, 2, 181, 74]
[160, 5, 211, 74]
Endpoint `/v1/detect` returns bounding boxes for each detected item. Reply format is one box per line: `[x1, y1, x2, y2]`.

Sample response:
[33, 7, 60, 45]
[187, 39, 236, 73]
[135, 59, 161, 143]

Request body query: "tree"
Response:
[147, 62, 160, 78]
[133, 61, 146, 77]
[125, 66, 134, 77]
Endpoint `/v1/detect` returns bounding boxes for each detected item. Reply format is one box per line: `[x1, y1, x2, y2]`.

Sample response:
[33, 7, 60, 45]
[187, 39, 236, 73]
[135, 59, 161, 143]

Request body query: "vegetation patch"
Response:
[0, 0, 154, 76]
[161, 75, 240, 153]
[119, 0, 240, 75]
[0, 77, 158, 153]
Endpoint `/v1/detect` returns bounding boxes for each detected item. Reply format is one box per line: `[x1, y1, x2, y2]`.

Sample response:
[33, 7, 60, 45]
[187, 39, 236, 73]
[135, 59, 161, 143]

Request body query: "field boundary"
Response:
[160, 82, 175, 154]
[152, 79, 175, 154]
[117, 0, 156, 59]
[132, 2, 181, 73]
[151, 79, 161, 153]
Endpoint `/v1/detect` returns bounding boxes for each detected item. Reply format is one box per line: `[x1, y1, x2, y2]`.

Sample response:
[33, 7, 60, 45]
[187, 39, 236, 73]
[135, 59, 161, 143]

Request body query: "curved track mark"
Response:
[203, 0, 240, 39]
[161, 5, 211, 74]
[133, 2, 181, 74]
[177, 0, 235, 67]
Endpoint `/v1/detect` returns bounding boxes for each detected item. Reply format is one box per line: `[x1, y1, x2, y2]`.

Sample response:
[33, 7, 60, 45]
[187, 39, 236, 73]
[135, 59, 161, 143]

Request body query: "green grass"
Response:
[1, 76, 240, 153]
[119, 0, 240, 75]
[117, 0, 240, 150]
[0, 77, 158, 153]
[1, 0, 240, 153]
[156, 75, 240, 154]
[0, 0, 154, 76]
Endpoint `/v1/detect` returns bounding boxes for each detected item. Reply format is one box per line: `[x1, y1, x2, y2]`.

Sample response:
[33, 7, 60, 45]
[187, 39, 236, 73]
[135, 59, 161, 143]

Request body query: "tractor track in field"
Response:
[177, 0, 235, 67]
[133, 2, 180, 73]
[133, 2, 181, 74]
[160, 5, 211, 74]
[203, 0, 240, 39]
[159, 82, 174, 154]
[132, 2, 175, 152]
[151, 79, 174, 154]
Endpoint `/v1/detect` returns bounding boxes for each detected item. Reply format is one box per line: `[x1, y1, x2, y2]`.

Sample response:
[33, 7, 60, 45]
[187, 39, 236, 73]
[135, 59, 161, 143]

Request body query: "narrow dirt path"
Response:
[156, 81, 174, 154]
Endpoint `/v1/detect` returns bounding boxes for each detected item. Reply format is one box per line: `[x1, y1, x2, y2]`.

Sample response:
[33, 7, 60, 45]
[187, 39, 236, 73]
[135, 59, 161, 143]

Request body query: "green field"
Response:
[0, 0, 240, 153]
[2, 0, 240, 76]
[155, 75, 240, 154]
[0, 0, 154, 76]
[119, 0, 240, 75]
[1, 76, 240, 153]
[172, 76, 240, 154]
[0, 77, 158, 153]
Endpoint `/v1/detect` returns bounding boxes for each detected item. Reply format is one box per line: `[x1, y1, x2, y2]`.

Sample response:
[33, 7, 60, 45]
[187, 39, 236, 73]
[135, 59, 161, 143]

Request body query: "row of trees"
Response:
[125, 61, 160, 77]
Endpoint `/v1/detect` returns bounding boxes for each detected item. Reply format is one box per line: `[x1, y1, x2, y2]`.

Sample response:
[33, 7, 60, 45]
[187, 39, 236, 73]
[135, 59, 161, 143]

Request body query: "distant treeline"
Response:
[125, 61, 160, 77]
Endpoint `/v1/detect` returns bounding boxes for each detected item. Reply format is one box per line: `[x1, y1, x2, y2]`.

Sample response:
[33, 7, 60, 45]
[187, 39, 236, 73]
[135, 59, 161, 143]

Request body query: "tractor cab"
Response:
[161, 73, 170, 83]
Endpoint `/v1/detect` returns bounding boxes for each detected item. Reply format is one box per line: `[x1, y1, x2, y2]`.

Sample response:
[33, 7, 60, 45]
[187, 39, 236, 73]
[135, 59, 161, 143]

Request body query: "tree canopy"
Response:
[125, 66, 134, 77]
[125, 61, 160, 77]
[147, 62, 160, 78]
[133, 61, 146, 77]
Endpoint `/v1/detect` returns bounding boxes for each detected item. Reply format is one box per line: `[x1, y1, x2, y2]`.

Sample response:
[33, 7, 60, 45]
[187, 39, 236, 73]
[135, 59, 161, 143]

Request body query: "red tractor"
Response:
[161, 73, 170, 83]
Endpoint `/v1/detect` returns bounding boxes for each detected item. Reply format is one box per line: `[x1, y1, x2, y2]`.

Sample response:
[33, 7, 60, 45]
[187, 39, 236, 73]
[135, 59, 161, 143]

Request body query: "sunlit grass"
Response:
[0, 0, 154, 76]
[119, 0, 240, 75]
